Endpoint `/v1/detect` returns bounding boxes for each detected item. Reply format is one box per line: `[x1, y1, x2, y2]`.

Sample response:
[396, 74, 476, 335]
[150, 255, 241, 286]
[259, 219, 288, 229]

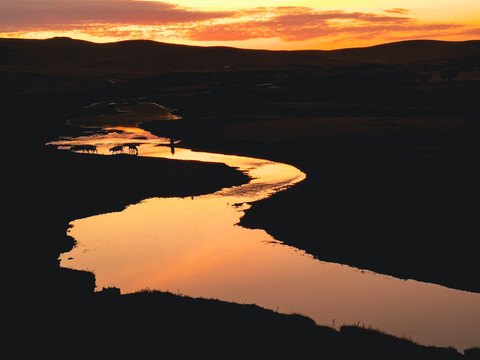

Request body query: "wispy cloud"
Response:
[0, 0, 234, 32]
[182, 7, 462, 42]
[384, 8, 410, 15]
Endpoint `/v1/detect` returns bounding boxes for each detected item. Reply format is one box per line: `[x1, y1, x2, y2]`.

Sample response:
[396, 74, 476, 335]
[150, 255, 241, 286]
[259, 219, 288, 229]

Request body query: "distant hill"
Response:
[1, 37, 479, 75]
[330, 39, 480, 63]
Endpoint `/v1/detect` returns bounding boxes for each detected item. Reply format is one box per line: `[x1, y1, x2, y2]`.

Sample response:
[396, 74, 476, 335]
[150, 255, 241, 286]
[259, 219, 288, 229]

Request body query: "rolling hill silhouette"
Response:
[1, 37, 479, 74]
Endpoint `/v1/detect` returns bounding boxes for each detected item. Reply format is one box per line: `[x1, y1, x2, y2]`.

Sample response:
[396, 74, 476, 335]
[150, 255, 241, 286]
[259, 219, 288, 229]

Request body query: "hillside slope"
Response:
[1, 37, 479, 73]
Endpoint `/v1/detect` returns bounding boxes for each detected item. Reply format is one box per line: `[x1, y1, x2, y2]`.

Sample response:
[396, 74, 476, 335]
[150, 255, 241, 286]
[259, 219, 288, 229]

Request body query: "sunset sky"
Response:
[1, 0, 479, 50]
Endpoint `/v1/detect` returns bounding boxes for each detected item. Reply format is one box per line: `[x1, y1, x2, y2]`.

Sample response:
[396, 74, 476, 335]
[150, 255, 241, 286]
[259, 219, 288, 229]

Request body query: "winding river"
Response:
[50, 125, 480, 352]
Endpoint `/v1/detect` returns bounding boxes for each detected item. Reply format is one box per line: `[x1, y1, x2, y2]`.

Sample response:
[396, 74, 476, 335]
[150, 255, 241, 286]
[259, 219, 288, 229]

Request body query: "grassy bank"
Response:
[30, 289, 472, 358]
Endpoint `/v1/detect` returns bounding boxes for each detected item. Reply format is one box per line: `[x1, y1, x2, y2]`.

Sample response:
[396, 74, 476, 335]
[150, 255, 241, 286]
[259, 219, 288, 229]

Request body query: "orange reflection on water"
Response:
[63, 194, 480, 351]
[55, 126, 480, 351]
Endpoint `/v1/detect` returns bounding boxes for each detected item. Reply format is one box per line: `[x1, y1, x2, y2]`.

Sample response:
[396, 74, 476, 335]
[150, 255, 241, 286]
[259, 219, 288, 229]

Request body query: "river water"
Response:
[50, 126, 480, 352]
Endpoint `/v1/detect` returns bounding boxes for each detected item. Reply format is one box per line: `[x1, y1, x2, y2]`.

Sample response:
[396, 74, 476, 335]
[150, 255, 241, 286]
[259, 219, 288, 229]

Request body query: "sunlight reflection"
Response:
[54, 126, 480, 351]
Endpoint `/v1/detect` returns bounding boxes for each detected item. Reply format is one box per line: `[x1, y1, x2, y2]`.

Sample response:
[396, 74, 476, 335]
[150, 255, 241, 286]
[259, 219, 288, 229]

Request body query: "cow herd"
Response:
[70, 143, 138, 155]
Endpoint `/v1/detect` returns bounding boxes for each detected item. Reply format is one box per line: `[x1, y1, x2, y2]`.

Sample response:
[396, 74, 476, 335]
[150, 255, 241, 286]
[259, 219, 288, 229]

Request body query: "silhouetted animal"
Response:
[127, 144, 138, 155]
[84, 145, 97, 153]
[109, 145, 124, 154]
[70, 145, 83, 152]
[70, 144, 97, 153]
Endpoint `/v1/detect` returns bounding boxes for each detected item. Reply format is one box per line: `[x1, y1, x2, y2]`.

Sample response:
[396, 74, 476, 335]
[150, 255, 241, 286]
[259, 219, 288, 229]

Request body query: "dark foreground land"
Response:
[3, 37, 480, 357]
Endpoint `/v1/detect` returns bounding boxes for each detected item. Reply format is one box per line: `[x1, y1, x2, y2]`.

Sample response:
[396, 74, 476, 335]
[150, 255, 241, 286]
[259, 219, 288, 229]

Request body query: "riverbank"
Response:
[9, 143, 250, 297]
[150, 115, 480, 294]
[36, 289, 471, 359]
[13, 142, 474, 358]
[32, 122, 478, 352]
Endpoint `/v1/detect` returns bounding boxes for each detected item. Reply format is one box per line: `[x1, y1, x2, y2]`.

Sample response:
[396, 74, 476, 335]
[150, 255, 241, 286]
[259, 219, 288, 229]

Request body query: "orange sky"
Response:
[0, 0, 479, 49]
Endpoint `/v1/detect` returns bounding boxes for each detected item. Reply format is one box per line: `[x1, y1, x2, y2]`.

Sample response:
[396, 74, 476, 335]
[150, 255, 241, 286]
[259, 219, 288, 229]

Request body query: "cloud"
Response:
[384, 8, 410, 15]
[0, 0, 234, 32]
[184, 7, 419, 42]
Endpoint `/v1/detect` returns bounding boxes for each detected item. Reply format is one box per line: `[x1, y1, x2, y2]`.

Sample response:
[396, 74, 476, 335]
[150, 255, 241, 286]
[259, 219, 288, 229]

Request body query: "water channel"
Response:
[50, 125, 480, 352]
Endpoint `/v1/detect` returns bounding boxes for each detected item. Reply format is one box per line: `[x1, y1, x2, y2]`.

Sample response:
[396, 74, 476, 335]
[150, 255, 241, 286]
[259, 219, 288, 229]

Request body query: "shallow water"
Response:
[51, 127, 480, 351]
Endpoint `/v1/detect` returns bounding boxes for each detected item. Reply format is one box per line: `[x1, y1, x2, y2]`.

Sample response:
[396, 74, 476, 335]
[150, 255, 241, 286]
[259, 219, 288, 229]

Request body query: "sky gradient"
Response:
[1, 0, 479, 49]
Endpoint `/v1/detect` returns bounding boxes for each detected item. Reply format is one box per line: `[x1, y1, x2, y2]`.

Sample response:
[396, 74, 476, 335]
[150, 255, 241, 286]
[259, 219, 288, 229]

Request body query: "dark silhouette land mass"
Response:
[3, 37, 480, 357]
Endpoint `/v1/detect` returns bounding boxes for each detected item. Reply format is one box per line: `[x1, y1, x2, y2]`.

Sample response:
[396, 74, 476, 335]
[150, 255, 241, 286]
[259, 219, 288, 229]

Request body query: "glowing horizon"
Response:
[0, 0, 479, 50]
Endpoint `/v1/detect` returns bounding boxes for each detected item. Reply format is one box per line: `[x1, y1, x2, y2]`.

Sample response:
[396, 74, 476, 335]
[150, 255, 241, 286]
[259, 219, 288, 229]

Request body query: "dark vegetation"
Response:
[3, 37, 480, 356]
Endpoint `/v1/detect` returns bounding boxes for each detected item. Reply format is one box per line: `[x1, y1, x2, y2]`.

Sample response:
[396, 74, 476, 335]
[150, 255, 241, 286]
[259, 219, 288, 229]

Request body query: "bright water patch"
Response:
[52, 127, 480, 351]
